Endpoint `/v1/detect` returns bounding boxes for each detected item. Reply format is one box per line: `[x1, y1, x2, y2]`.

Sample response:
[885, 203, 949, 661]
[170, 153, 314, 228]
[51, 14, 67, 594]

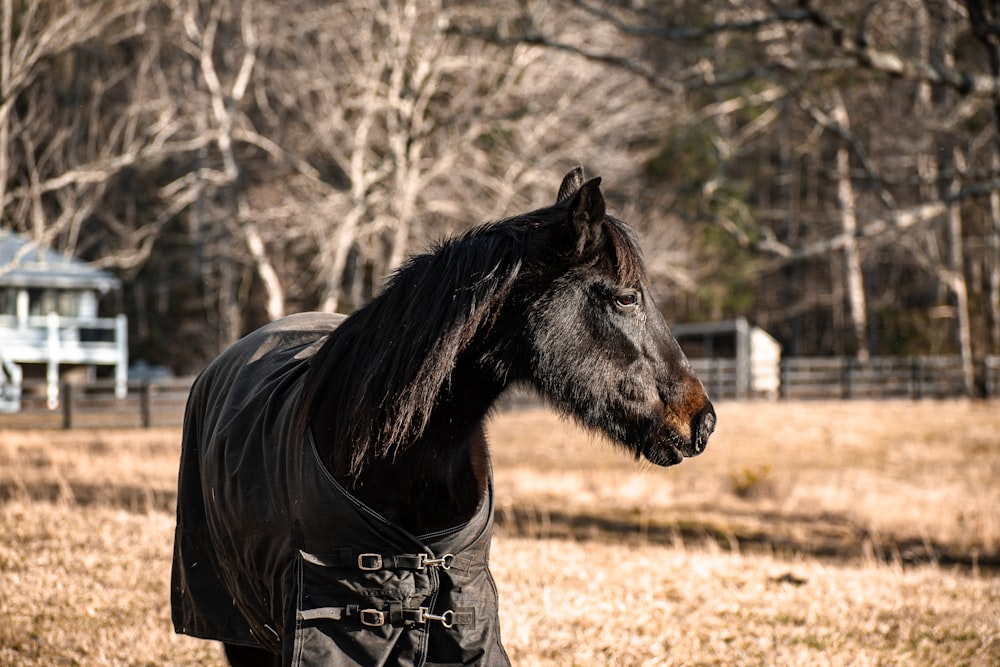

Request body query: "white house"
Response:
[0, 230, 127, 411]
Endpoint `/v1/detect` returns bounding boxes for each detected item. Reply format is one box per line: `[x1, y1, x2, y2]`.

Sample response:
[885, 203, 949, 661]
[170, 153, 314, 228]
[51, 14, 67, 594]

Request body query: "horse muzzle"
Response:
[689, 402, 716, 454]
[642, 402, 716, 467]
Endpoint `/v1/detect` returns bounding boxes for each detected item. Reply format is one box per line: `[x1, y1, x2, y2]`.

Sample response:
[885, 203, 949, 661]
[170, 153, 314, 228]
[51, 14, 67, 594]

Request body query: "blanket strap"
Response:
[301, 549, 471, 572]
[298, 604, 476, 629]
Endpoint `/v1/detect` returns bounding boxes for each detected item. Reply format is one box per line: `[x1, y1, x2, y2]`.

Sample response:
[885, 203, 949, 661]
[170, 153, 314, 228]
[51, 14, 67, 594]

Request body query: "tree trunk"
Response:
[319, 207, 364, 314]
[831, 94, 870, 361]
[966, 1, 1000, 352]
[242, 217, 285, 321]
[0, 0, 10, 219]
[946, 150, 975, 395]
[990, 154, 1000, 352]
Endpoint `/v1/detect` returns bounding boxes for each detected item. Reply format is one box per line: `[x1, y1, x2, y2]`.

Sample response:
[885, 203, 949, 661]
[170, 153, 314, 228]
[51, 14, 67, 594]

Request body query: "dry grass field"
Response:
[1, 400, 998, 665]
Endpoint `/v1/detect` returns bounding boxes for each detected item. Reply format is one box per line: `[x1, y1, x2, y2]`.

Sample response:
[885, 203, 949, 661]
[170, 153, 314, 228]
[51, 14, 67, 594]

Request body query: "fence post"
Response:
[140, 381, 153, 428]
[911, 358, 923, 399]
[987, 357, 996, 397]
[62, 382, 73, 430]
[841, 358, 854, 399]
[708, 359, 718, 399]
[779, 359, 788, 400]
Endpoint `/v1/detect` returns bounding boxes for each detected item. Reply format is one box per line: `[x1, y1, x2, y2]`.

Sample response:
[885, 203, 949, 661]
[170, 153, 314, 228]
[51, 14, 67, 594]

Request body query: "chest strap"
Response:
[297, 603, 476, 629]
[301, 549, 470, 573]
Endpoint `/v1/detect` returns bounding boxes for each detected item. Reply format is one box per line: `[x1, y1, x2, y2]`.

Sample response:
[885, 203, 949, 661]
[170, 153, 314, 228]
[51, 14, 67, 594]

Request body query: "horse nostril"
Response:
[693, 404, 716, 452]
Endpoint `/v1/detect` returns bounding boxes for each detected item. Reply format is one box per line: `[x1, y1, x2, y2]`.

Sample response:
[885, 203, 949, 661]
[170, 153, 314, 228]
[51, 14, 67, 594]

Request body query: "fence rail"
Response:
[0, 355, 998, 430]
[0, 377, 193, 429]
[697, 355, 1000, 400]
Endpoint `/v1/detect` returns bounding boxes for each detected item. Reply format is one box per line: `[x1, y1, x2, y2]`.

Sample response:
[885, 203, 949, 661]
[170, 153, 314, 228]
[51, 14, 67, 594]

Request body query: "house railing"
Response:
[0, 351, 22, 411]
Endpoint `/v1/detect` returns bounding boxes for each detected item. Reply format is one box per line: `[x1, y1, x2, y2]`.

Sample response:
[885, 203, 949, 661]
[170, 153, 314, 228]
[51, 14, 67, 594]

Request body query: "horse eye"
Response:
[613, 291, 641, 310]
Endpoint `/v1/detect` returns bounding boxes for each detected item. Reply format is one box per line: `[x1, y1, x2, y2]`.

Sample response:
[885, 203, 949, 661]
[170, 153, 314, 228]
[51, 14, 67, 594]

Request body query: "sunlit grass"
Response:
[492, 537, 999, 666]
[1, 400, 999, 665]
[490, 401, 1000, 558]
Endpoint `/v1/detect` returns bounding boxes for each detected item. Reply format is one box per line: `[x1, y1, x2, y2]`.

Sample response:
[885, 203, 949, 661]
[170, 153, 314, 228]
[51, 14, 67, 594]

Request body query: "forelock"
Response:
[604, 217, 646, 286]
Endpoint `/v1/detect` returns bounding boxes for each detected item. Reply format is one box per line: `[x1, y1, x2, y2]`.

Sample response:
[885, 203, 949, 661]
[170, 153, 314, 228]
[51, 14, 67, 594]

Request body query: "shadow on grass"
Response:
[3, 479, 996, 572]
[0, 479, 175, 513]
[494, 504, 1000, 573]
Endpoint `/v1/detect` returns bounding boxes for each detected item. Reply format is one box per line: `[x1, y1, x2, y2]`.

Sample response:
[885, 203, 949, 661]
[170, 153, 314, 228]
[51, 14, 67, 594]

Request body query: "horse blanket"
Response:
[171, 313, 510, 666]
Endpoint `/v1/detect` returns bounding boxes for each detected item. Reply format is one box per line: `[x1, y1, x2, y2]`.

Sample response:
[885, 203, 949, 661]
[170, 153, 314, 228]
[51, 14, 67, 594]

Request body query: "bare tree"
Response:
[480, 0, 1000, 362]
[0, 1, 168, 262]
[236, 0, 690, 314]
[946, 151, 975, 393]
[175, 0, 289, 322]
[11, 0, 1000, 371]
[966, 0, 1000, 351]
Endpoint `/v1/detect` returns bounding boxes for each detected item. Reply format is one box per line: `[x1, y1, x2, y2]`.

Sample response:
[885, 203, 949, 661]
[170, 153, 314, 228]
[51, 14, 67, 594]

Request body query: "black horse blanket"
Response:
[171, 313, 509, 666]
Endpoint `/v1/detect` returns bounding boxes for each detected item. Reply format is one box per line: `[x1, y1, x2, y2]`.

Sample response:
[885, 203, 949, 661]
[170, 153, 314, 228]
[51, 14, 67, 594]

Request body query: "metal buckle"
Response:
[419, 553, 455, 570]
[416, 607, 455, 628]
[360, 609, 385, 627]
[357, 553, 383, 571]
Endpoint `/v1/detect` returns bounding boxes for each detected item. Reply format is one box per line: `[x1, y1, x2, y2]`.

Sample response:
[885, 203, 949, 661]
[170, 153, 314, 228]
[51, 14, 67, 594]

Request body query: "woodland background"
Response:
[4, 0, 1000, 375]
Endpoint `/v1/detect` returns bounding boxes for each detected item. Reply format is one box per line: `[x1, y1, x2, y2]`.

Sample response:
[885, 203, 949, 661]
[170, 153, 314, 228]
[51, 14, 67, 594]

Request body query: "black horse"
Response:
[171, 168, 715, 667]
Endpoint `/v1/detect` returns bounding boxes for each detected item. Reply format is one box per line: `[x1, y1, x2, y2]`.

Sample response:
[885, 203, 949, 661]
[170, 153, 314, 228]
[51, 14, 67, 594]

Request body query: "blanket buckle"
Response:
[357, 553, 383, 570]
[360, 608, 385, 627]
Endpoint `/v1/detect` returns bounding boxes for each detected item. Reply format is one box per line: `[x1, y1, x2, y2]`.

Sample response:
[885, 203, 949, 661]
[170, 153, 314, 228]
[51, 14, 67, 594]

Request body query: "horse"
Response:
[171, 168, 716, 667]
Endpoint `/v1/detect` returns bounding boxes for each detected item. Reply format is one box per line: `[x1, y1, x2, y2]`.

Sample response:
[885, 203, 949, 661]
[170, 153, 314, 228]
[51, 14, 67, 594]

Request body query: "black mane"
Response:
[298, 204, 647, 482]
[300, 215, 530, 480]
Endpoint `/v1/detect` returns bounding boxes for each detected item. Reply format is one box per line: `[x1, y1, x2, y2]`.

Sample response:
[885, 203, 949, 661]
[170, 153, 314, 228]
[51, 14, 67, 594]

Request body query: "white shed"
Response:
[670, 317, 782, 399]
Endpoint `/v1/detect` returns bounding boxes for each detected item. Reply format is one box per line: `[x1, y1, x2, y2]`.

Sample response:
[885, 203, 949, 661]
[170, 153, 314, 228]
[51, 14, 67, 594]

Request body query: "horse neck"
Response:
[309, 332, 509, 535]
[358, 389, 498, 534]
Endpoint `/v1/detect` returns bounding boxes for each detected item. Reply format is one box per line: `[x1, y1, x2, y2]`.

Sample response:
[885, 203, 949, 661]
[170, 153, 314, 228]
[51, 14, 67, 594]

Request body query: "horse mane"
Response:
[298, 200, 647, 481]
[298, 215, 529, 479]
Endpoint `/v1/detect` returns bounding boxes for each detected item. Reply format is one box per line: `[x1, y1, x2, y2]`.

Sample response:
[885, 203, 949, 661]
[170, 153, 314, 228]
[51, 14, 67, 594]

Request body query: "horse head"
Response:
[519, 168, 716, 466]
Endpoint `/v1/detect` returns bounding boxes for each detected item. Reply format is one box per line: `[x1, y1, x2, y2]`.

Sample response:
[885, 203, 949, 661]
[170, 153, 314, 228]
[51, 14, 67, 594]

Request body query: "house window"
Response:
[28, 289, 55, 316]
[26, 289, 82, 317]
[57, 291, 81, 317]
[0, 289, 16, 316]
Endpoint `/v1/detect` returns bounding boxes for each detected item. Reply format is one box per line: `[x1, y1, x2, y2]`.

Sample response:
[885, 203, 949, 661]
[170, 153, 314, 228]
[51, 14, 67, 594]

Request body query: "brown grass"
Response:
[492, 400, 1000, 565]
[1, 400, 999, 665]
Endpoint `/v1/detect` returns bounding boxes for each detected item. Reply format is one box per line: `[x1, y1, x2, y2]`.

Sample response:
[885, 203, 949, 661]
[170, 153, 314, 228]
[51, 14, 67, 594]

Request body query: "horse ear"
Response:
[566, 176, 605, 256]
[556, 167, 586, 203]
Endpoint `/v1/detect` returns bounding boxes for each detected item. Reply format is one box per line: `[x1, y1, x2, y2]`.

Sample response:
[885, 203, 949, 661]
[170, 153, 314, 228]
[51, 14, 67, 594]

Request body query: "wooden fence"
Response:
[0, 377, 193, 429]
[694, 355, 1000, 400]
[0, 355, 998, 430]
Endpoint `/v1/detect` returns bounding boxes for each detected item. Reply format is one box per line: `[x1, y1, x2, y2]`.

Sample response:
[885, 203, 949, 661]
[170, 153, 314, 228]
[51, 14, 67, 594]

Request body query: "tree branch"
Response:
[452, 1, 1000, 99]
